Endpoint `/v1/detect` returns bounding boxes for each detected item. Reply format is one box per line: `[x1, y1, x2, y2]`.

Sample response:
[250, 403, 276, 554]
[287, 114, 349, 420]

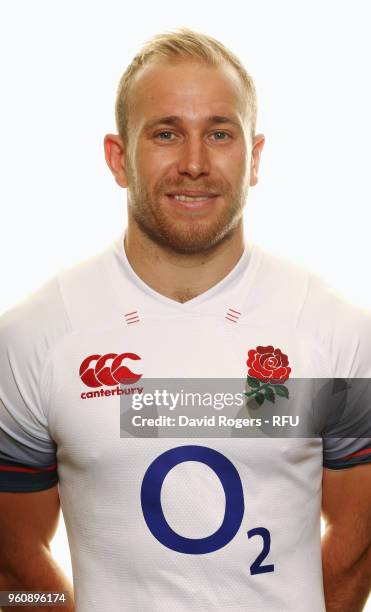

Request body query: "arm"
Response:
[0, 485, 74, 612]
[321, 464, 371, 612]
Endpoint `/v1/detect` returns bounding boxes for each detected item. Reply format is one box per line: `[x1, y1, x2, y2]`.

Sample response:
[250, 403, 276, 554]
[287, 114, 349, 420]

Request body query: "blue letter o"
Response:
[141, 445, 244, 554]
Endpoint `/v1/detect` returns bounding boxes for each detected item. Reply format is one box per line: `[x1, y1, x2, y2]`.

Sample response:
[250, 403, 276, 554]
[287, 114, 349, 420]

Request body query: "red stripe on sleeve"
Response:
[0, 464, 57, 474]
[340, 448, 371, 461]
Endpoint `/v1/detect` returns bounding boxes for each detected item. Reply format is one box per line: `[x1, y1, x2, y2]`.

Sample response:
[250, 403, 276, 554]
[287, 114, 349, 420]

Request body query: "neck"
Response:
[124, 217, 245, 303]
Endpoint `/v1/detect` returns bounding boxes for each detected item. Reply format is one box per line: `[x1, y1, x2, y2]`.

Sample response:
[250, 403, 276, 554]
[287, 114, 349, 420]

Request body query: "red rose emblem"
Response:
[247, 345, 291, 384]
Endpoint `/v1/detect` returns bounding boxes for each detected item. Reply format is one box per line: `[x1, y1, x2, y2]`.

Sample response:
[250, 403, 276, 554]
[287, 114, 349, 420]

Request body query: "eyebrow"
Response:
[144, 115, 241, 130]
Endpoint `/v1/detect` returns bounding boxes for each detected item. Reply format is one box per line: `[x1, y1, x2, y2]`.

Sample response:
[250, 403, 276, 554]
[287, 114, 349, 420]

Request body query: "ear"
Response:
[104, 134, 129, 188]
[249, 133, 265, 187]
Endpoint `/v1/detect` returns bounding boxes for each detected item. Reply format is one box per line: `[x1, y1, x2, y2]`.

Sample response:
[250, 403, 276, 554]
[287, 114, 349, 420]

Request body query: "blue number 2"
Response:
[247, 527, 275, 574]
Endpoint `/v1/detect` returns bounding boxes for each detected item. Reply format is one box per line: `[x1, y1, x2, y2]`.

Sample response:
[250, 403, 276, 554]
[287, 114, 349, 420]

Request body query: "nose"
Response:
[177, 136, 210, 179]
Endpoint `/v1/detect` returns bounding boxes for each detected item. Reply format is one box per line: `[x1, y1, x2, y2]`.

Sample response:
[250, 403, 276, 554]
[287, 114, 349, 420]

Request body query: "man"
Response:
[0, 28, 370, 612]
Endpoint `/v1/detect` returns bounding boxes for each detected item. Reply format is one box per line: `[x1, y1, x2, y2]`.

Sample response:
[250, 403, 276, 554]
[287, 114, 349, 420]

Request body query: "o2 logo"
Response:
[141, 445, 274, 575]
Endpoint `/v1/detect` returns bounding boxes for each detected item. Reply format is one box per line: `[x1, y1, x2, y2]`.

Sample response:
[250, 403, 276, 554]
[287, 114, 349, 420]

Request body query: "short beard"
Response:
[126, 166, 248, 255]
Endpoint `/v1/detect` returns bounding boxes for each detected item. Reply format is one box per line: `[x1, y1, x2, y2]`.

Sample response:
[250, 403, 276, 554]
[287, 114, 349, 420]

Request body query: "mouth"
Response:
[166, 191, 219, 209]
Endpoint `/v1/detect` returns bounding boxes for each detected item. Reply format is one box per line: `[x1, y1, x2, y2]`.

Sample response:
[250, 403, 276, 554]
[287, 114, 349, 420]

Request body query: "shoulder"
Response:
[297, 270, 371, 377]
[249, 244, 314, 321]
[0, 275, 71, 382]
[0, 240, 111, 359]
[251, 244, 371, 376]
[56, 237, 125, 329]
[0, 274, 70, 345]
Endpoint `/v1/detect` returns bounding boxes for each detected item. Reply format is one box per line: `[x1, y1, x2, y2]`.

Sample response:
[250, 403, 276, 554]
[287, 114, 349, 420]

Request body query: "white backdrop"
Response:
[0, 1, 370, 609]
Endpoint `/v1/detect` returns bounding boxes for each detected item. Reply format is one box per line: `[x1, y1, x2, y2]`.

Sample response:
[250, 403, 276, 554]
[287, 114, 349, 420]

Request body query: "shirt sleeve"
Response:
[298, 275, 371, 470]
[313, 377, 371, 470]
[0, 277, 70, 491]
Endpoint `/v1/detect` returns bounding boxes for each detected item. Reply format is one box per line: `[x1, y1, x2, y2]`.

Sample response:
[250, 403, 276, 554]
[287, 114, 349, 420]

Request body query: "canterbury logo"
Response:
[79, 353, 142, 388]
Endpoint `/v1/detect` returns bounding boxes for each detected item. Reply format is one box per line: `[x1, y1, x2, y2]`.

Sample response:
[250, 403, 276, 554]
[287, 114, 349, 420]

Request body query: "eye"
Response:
[212, 131, 231, 141]
[154, 131, 176, 141]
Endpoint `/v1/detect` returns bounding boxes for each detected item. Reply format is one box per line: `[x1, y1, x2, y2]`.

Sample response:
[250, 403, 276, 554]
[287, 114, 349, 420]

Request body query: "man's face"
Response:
[123, 59, 255, 254]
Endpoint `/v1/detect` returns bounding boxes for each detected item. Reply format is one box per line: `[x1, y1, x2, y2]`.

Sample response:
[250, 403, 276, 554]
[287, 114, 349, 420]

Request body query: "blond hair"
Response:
[115, 28, 257, 142]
